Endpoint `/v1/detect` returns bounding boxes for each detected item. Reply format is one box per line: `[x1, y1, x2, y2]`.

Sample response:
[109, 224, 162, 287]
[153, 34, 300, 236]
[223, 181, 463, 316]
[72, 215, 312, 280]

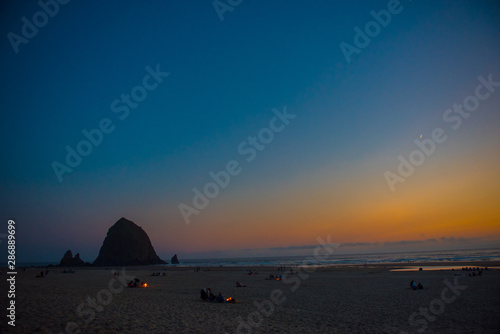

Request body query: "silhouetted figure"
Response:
[208, 289, 216, 302]
[200, 288, 208, 301]
[417, 282, 423, 289]
[217, 292, 224, 303]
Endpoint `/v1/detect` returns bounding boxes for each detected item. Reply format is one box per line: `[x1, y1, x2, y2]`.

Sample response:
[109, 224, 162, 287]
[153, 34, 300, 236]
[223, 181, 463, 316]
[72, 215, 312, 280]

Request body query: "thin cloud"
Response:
[384, 240, 425, 246]
[269, 244, 318, 251]
[340, 242, 378, 247]
[440, 236, 484, 242]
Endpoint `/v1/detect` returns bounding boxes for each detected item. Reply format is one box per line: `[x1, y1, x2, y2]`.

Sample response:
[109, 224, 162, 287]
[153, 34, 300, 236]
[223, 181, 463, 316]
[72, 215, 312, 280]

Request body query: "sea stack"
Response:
[171, 254, 180, 264]
[94, 217, 166, 266]
[59, 250, 85, 266]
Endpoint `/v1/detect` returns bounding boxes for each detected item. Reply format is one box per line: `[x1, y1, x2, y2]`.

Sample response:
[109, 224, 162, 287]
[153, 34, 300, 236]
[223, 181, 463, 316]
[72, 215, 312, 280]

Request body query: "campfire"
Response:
[226, 297, 236, 303]
[141, 282, 148, 288]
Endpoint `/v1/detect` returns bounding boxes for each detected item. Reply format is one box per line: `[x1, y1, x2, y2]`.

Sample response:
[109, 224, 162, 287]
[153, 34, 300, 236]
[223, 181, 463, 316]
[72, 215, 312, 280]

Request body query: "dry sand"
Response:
[1, 262, 499, 333]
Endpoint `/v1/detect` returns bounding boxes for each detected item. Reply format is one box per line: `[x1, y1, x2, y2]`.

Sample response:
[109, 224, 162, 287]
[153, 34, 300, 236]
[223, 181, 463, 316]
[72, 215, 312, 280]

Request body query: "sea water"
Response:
[11, 248, 500, 268]
[176, 248, 500, 268]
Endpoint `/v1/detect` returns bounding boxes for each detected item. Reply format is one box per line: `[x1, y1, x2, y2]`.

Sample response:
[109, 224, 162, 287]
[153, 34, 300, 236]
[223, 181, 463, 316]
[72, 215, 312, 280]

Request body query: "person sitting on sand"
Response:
[129, 278, 141, 288]
[236, 281, 247, 287]
[410, 280, 417, 290]
[200, 288, 208, 301]
[417, 282, 423, 289]
[209, 289, 217, 302]
[217, 292, 224, 303]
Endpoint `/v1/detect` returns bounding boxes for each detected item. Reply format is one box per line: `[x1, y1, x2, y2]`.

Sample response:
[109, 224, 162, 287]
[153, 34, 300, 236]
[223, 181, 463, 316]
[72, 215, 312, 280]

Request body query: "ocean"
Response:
[176, 248, 500, 268]
[12, 248, 500, 268]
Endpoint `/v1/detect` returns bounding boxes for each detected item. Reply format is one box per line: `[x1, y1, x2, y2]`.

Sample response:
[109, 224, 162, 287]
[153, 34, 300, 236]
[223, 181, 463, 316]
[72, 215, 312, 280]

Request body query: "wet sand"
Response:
[2, 262, 499, 333]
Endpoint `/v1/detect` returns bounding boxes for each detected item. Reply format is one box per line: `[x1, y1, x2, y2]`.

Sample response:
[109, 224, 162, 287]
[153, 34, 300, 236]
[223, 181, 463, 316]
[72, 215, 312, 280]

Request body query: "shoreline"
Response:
[6, 260, 500, 272]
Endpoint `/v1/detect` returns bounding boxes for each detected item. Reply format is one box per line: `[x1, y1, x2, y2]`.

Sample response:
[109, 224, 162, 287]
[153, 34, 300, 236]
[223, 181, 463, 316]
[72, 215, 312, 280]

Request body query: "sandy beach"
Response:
[1, 262, 499, 333]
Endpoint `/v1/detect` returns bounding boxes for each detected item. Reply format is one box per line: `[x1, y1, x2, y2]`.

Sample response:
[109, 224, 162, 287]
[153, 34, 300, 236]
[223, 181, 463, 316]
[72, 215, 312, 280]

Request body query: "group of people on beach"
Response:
[267, 274, 282, 280]
[128, 278, 146, 288]
[247, 269, 258, 275]
[36, 270, 50, 278]
[462, 266, 488, 271]
[200, 288, 226, 303]
[410, 280, 423, 290]
[462, 266, 488, 277]
[151, 271, 166, 276]
[463, 267, 487, 275]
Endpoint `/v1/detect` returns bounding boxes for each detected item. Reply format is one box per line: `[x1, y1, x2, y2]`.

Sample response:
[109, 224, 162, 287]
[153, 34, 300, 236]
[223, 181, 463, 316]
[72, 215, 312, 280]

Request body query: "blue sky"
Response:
[1, 0, 499, 262]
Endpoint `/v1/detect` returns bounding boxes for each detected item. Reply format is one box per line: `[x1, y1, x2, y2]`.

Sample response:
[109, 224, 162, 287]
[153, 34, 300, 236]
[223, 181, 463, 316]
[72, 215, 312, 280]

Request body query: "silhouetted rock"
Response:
[74, 253, 83, 263]
[171, 254, 180, 264]
[59, 250, 85, 266]
[60, 250, 72, 264]
[94, 217, 166, 266]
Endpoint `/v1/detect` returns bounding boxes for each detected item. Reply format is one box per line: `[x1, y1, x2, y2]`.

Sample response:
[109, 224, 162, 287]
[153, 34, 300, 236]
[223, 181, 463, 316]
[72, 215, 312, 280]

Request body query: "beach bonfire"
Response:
[226, 297, 236, 303]
[141, 282, 148, 288]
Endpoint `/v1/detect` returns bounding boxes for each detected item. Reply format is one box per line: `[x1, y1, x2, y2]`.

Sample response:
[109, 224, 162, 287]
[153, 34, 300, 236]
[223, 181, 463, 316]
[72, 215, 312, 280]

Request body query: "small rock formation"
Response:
[94, 217, 166, 266]
[59, 250, 85, 266]
[171, 254, 180, 264]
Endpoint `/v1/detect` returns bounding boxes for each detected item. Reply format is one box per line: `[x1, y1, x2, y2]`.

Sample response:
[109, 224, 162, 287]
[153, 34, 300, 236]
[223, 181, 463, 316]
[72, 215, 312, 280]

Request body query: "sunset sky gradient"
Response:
[1, 0, 499, 262]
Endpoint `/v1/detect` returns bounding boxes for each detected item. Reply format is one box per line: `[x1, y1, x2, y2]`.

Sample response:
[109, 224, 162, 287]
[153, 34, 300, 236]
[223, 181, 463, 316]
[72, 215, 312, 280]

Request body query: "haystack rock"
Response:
[59, 250, 85, 266]
[94, 217, 166, 266]
[171, 254, 180, 264]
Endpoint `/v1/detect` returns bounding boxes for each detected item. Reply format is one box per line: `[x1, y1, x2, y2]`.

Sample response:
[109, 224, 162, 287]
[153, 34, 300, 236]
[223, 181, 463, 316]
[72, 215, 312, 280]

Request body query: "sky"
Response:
[1, 0, 499, 263]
